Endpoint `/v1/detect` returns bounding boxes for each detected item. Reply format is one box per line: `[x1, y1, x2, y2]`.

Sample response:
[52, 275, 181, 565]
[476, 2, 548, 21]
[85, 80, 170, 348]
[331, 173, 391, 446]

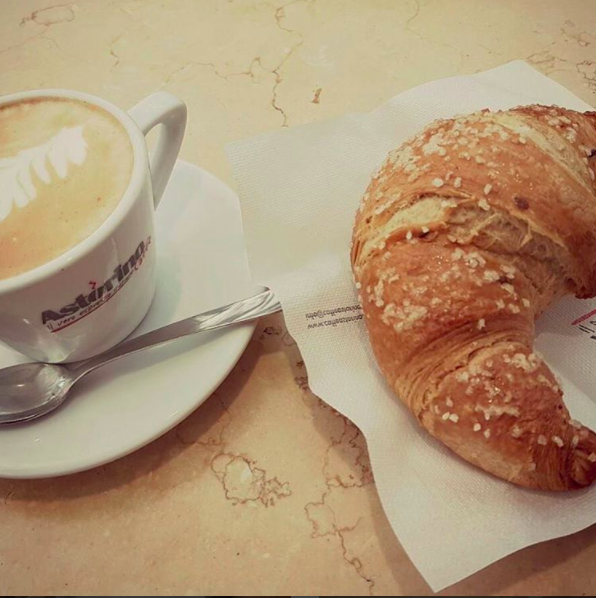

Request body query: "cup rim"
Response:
[0, 88, 149, 294]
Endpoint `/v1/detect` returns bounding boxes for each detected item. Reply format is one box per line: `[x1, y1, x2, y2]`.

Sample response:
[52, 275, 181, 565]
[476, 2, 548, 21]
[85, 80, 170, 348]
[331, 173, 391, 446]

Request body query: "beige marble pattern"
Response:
[1, 0, 596, 595]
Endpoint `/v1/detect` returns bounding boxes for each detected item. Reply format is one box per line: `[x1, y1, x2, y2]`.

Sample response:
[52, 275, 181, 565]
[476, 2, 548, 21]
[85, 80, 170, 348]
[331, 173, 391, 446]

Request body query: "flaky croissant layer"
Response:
[352, 105, 596, 490]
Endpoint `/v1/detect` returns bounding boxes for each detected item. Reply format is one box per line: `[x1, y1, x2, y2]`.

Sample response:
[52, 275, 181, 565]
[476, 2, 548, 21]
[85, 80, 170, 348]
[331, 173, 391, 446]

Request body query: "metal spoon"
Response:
[0, 288, 281, 425]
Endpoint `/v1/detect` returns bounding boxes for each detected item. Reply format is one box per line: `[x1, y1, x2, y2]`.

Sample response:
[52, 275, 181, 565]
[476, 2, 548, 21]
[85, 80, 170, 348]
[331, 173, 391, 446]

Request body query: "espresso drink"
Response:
[0, 97, 133, 280]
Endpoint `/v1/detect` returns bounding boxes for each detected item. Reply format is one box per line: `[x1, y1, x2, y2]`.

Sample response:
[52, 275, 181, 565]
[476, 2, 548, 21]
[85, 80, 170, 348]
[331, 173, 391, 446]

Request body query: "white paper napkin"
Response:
[226, 61, 596, 592]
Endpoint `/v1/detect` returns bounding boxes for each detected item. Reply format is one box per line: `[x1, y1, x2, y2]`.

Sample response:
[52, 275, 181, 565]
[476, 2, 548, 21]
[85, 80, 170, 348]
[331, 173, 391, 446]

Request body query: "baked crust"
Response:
[352, 105, 596, 490]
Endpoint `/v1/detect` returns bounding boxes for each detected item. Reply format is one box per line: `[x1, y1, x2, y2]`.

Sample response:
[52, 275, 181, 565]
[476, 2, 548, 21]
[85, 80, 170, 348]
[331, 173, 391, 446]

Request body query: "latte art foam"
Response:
[0, 125, 88, 221]
[0, 97, 133, 280]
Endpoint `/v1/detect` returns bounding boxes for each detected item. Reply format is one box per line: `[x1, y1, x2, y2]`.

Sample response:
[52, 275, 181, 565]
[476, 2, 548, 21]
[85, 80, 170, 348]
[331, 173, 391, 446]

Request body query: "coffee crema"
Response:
[0, 97, 133, 281]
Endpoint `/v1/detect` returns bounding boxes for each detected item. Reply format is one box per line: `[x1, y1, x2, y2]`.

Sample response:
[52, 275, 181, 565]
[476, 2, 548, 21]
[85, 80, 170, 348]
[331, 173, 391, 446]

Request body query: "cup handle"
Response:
[128, 92, 187, 208]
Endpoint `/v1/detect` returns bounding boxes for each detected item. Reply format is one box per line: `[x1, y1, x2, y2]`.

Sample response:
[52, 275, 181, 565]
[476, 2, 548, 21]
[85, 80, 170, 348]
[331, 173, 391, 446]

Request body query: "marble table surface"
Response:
[1, 0, 596, 595]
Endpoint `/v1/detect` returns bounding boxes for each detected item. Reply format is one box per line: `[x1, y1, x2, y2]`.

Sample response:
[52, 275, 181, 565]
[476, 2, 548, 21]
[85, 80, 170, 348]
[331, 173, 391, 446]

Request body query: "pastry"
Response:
[351, 105, 596, 490]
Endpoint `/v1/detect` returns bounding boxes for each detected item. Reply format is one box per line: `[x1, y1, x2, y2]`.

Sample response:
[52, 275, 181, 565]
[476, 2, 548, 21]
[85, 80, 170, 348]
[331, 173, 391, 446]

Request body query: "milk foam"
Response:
[0, 97, 133, 281]
[0, 125, 88, 222]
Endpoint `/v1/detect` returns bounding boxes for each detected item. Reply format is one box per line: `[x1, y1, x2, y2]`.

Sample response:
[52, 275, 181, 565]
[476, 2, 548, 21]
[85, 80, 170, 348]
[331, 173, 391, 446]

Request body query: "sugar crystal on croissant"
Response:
[351, 105, 596, 491]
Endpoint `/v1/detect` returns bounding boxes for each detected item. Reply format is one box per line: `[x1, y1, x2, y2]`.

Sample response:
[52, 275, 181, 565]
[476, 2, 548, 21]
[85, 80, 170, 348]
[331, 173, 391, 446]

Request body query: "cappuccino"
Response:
[0, 97, 133, 280]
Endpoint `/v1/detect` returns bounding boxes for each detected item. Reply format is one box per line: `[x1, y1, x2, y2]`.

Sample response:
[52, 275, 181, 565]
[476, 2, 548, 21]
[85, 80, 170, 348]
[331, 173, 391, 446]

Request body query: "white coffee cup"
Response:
[0, 89, 187, 363]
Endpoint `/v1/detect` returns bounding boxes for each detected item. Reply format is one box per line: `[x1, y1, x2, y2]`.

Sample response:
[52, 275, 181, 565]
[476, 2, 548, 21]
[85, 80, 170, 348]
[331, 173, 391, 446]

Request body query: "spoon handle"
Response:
[69, 289, 281, 378]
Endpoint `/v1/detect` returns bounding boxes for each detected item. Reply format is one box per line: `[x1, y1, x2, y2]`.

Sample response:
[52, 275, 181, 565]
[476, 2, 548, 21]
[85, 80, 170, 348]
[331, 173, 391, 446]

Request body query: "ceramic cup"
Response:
[0, 89, 187, 363]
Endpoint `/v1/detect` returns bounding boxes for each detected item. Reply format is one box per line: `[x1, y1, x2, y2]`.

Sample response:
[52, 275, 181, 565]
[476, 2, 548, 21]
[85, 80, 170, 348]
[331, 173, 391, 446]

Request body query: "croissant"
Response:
[351, 105, 596, 491]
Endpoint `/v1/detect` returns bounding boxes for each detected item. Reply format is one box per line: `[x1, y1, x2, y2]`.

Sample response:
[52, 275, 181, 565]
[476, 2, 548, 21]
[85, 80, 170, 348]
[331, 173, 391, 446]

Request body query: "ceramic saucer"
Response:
[0, 160, 256, 479]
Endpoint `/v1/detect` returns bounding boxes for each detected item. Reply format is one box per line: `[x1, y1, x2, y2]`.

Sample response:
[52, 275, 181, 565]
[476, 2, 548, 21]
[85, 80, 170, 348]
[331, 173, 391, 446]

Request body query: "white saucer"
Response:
[0, 160, 257, 479]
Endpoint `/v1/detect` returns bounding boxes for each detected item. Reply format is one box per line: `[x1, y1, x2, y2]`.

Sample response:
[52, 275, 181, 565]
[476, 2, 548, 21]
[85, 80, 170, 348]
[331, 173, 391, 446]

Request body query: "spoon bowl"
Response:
[0, 363, 75, 424]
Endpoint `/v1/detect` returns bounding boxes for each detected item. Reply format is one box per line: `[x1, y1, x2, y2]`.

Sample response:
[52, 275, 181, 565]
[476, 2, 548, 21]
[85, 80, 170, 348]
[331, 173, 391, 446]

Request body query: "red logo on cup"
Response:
[41, 237, 152, 333]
